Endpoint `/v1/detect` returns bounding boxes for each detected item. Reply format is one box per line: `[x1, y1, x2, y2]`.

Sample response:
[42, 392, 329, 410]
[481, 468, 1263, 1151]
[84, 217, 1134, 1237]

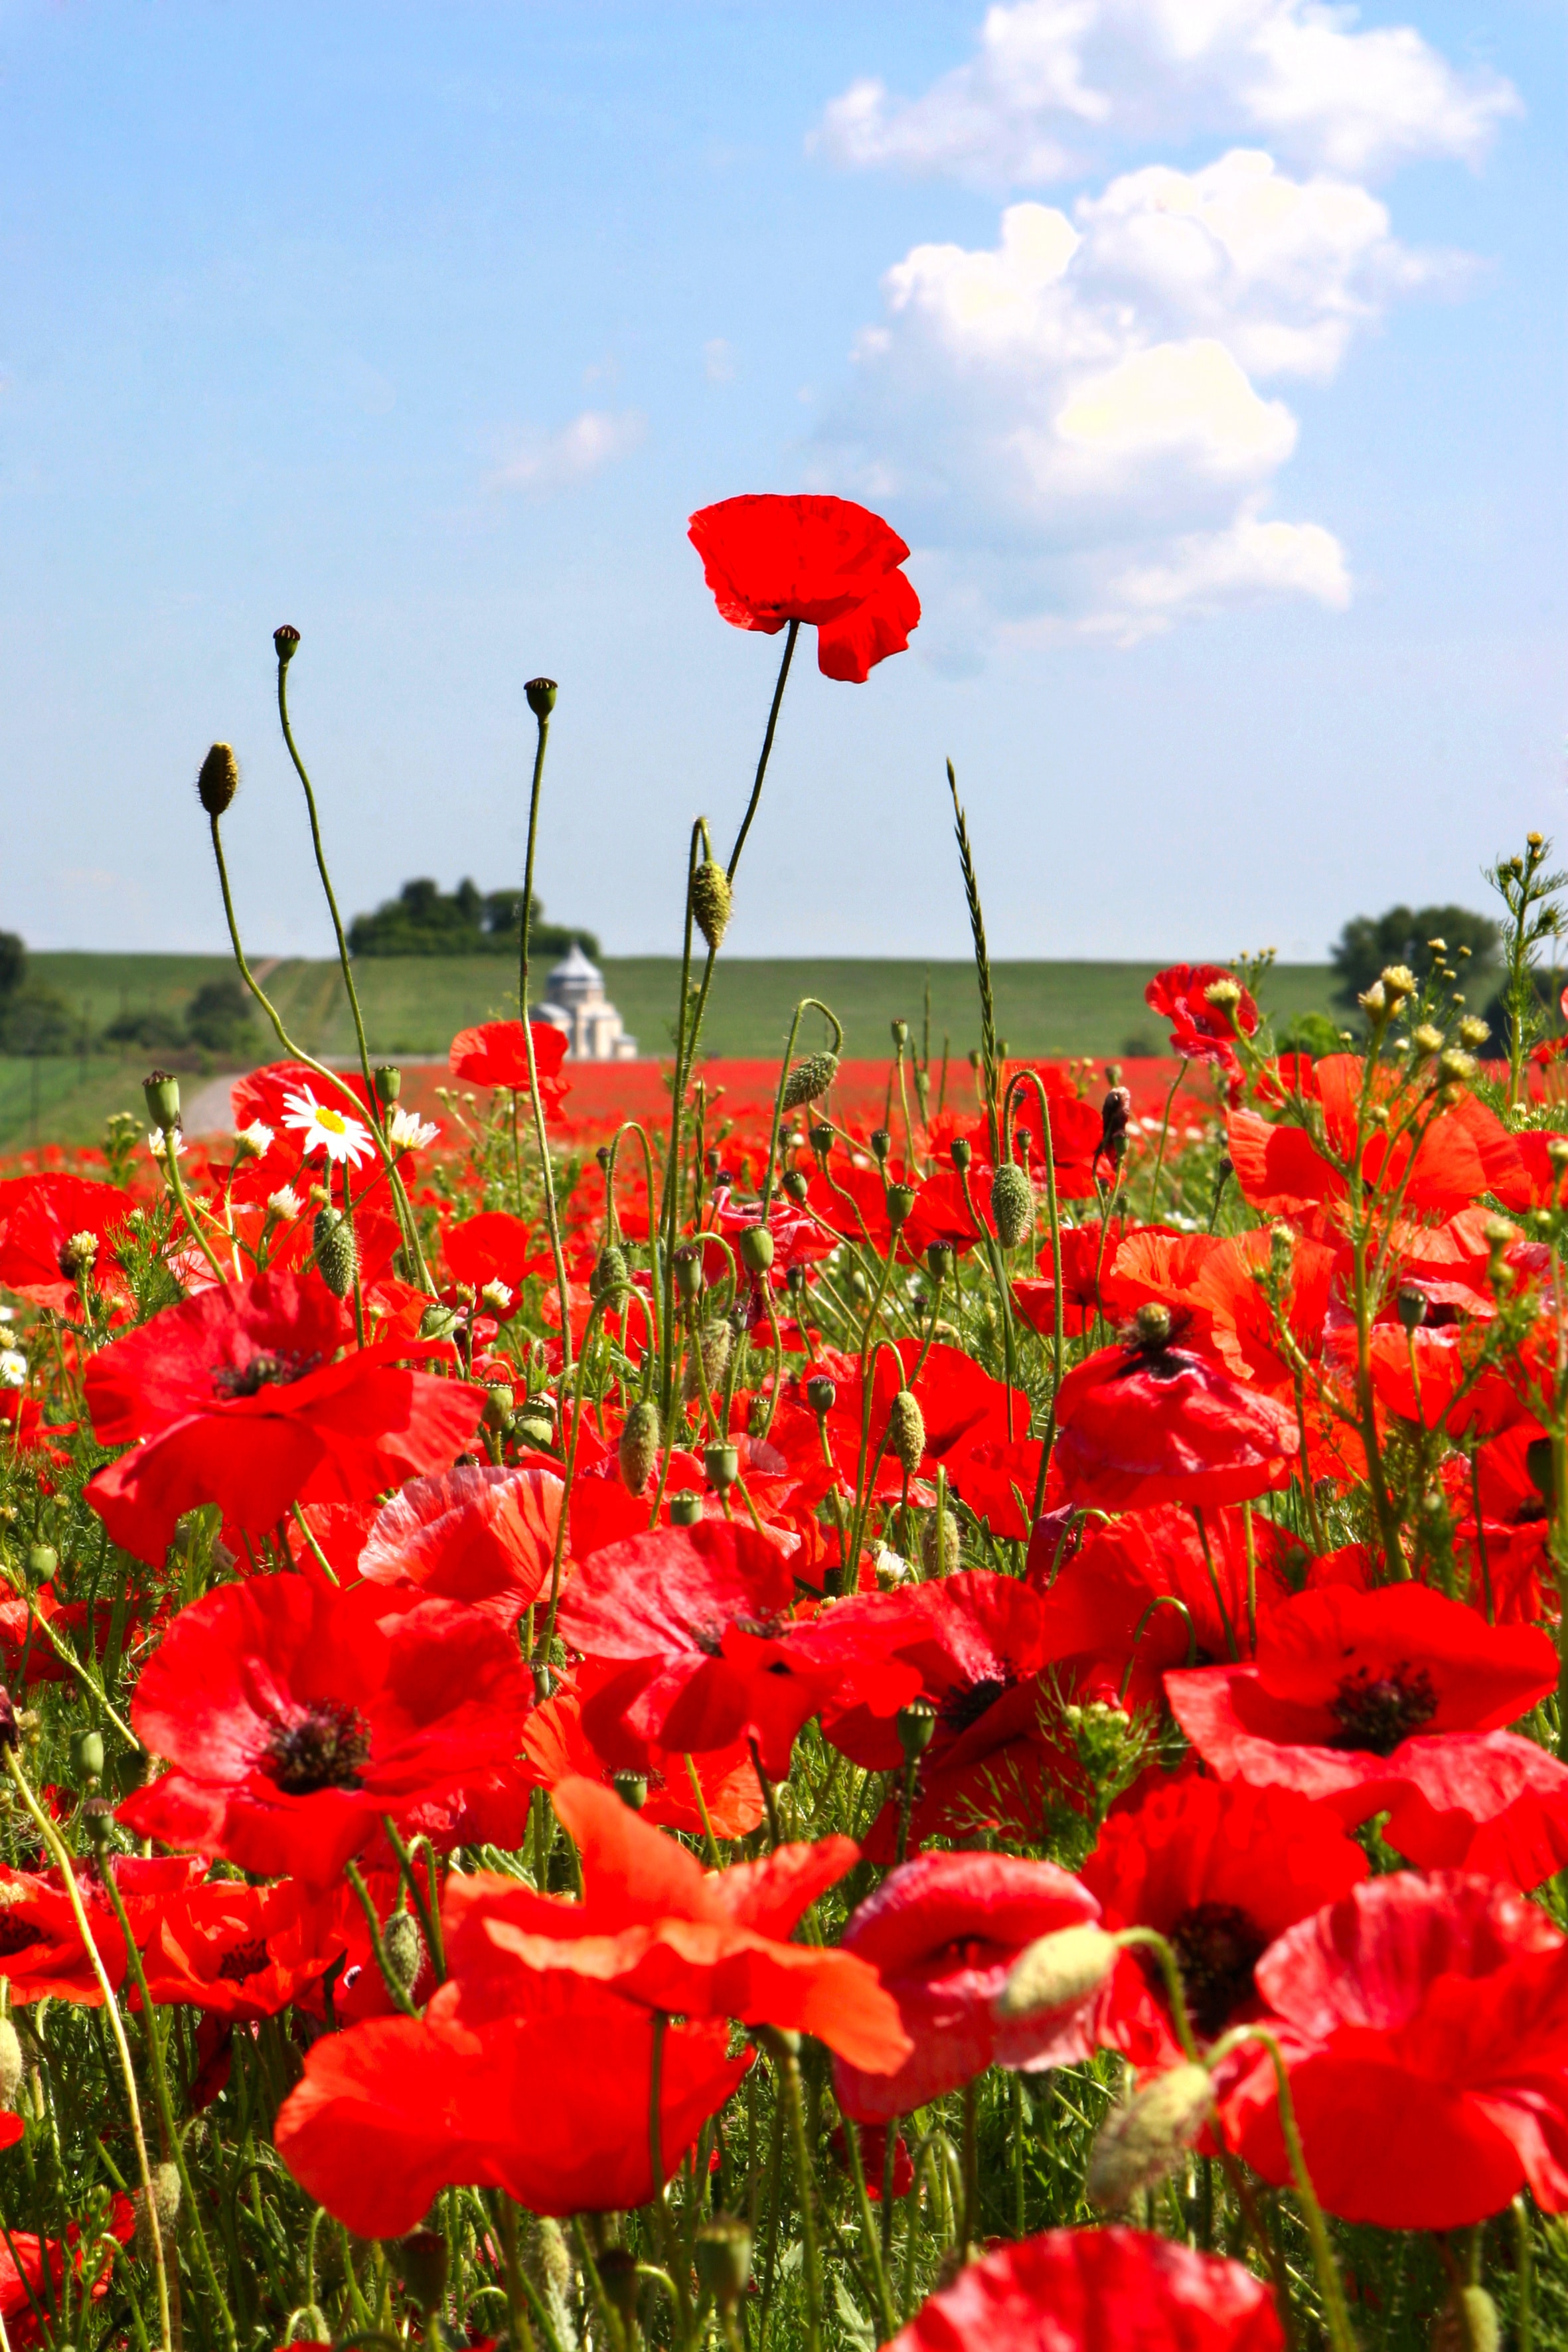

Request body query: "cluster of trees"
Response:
[0, 934, 255, 1063]
[347, 877, 599, 961]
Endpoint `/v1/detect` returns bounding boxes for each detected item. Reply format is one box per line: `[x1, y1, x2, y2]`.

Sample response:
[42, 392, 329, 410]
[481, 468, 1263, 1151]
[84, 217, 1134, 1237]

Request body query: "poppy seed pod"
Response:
[619, 1398, 660, 1494]
[27, 1545, 57, 1583]
[670, 1490, 703, 1527]
[596, 2246, 641, 2323]
[481, 1384, 514, 1431]
[380, 1910, 425, 1992]
[273, 624, 300, 665]
[311, 1206, 358, 1300]
[783, 1168, 809, 1204]
[991, 1161, 1034, 1249]
[196, 742, 239, 817]
[374, 1062, 402, 1105]
[950, 1137, 972, 1172]
[672, 1243, 704, 1300]
[705, 1441, 739, 1492]
[925, 1240, 955, 1283]
[806, 1375, 836, 1416]
[1086, 2065, 1214, 2210]
[1132, 1301, 1172, 1349]
[136, 2163, 183, 2260]
[690, 860, 732, 954]
[1396, 1286, 1428, 1332]
[1431, 2290, 1501, 2352]
[70, 1728, 105, 1786]
[886, 1182, 916, 1229]
[738, 1223, 775, 1274]
[524, 676, 558, 719]
[809, 1121, 834, 1156]
[695, 2218, 753, 2312]
[996, 1924, 1119, 2023]
[143, 1070, 181, 1132]
[0, 2019, 22, 2111]
[888, 1389, 925, 1475]
[612, 1770, 648, 1813]
[891, 1019, 909, 1051]
[781, 1052, 838, 1112]
[870, 1128, 892, 1164]
[896, 1697, 937, 1763]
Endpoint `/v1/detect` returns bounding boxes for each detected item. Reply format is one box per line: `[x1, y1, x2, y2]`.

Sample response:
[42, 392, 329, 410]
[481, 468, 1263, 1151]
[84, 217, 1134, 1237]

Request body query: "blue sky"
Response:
[1, 0, 1562, 967]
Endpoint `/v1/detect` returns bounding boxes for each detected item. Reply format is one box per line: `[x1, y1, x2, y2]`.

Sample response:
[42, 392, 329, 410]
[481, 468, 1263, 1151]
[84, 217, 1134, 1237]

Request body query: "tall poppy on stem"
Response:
[688, 494, 920, 684]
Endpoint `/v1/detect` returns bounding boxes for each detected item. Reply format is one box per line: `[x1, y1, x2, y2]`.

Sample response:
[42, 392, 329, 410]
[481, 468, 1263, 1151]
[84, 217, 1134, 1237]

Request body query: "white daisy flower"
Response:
[281, 1087, 375, 1168]
[0, 1350, 27, 1389]
[386, 1105, 440, 1152]
[480, 1278, 514, 1314]
[266, 1186, 304, 1222]
[235, 1120, 275, 1157]
[147, 1127, 187, 1158]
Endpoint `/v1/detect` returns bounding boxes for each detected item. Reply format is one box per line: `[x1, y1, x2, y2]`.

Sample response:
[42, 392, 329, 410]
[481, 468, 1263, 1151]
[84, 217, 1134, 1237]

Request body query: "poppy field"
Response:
[2, 490, 1567, 2352]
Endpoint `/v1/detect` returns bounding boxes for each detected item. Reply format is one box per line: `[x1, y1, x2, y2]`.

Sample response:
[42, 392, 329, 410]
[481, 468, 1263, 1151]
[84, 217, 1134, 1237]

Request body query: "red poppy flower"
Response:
[558, 1518, 842, 1779]
[832, 1850, 1101, 2124]
[357, 1464, 562, 1628]
[1053, 1329, 1300, 1510]
[0, 1582, 131, 1688]
[1166, 1583, 1555, 1802]
[135, 1876, 345, 2020]
[443, 1210, 554, 1296]
[1146, 965, 1259, 1082]
[886, 2227, 1284, 2352]
[84, 1269, 485, 1564]
[1219, 1871, 1568, 2228]
[0, 2198, 136, 2350]
[1013, 1224, 1133, 1340]
[820, 1572, 1054, 1774]
[830, 2122, 914, 2200]
[448, 1021, 570, 1105]
[445, 1774, 909, 2073]
[688, 494, 920, 682]
[0, 1173, 139, 1308]
[275, 1973, 749, 2237]
[0, 1856, 204, 2005]
[1081, 1773, 1367, 2059]
[520, 1683, 765, 1841]
[1227, 1059, 1529, 1221]
[118, 1576, 534, 1885]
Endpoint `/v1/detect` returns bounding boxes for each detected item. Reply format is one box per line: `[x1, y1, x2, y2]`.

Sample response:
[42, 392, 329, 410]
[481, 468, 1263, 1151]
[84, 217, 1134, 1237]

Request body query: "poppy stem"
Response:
[1146, 1063, 1186, 1221]
[1223, 2027, 1358, 2352]
[3, 1750, 172, 2352]
[684, 1757, 723, 1869]
[647, 2013, 694, 2348]
[515, 698, 575, 1378]
[749, 1739, 783, 1847]
[836, 2110, 898, 2343]
[772, 2036, 823, 2352]
[727, 620, 799, 886]
[1514, 2195, 1535, 2352]
[380, 1817, 446, 1980]
[1190, 1508, 1241, 1664]
[343, 1860, 419, 2018]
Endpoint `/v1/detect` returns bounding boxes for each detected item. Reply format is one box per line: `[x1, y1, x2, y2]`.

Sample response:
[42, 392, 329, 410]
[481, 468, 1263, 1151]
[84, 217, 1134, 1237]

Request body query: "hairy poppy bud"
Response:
[70, 1729, 105, 1786]
[738, 1223, 775, 1273]
[619, 1399, 660, 1494]
[136, 2162, 183, 2259]
[990, 1161, 1034, 1249]
[591, 1244, 630, 1306]
[996, 1924, 1119, 2024]
[312, 1206, 358, 1300]
[920, 1506, 959, 1578]
[374, 1062, 402, 1105]
[781, 1052, 838, 1112]
[1087, 2065, 1214, 2209]
[524, 676, 558, 719]
[870, 1128, 892, 1164]
[695, 2217, 752, 2312]
[1431, 2287, 1500, 2352]
[0, 2020, 22, 2111]
[806, 1375, 836, 1416]
[684, 1318, 732, 1402]
[670, 1490, 703, 1528]
[705, 1441, 738, 1492]
[888, 1389, 925, 1476]
[690, 860, 732, 954]
[950, 1137, 972, 1172]
[783, 1168, 809, 1204]
[196, 742, 239, 817]
[897, 1697, 937, 1763]
[886, 1182, 916, 1229]
[143, 1071, 181, 1132]
[273, 624, 300, 665]
[380, 1911, 424, 1992]
[389, 2229, 448, 2315]
[612, 1771, 648, 1813]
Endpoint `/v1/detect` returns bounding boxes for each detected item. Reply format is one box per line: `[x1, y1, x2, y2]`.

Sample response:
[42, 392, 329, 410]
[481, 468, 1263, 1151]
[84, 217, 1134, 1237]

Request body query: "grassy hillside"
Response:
[3, 951, 1340, 1148]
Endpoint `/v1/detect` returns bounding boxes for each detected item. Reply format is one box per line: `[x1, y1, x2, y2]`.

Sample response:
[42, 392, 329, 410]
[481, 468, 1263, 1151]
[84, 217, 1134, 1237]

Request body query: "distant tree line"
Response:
[0, 933, 256, 1062]
[347, 878, 599, 961]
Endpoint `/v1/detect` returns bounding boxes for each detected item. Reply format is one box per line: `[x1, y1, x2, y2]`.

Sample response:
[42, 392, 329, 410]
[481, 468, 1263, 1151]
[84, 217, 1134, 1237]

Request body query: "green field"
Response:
[1, 951, 1340, 1147]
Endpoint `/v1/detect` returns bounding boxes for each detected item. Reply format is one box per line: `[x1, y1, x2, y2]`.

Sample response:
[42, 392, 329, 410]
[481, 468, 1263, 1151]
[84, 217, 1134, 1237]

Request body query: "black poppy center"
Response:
[939, 1672, 1012, 1735]
[262, 1701, 372, 1794]
[1328, 1661, 1438, 1756]
[0, 1913, 42, 1959]
[1167, 1901, 1269, 2040]
[212, 1350, 321, 1400]
[216, 1936, 271, 1983]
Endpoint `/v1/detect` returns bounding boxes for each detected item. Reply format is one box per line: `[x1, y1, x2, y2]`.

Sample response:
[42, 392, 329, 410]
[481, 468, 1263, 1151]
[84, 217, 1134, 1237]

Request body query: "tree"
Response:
[0, 933, 25, 1003]
[186, 977, 256, 1055]
[1330, 904, 1500, 1008]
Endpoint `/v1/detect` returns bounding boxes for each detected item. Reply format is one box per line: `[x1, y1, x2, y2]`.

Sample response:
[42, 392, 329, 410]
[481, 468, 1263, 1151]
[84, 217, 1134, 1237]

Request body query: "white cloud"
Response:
[704, 337, 736, 384]
[814, 151, 1413, 639]
[813, 0, 1519, 186]
[489, 408, 646, 495]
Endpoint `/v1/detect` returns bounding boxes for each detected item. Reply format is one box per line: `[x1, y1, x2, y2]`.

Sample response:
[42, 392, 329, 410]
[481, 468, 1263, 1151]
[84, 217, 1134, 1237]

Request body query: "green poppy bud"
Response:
[996, 1924, 1120, 2023]
[619, 1399, 660, 1494]
[312, 1206, 358, 1300]
[690, 860, 732, 954]
[887, 1389, 925, 1475]
[738, 1223, 775, 1273]
[1087, 2065, 1214, 2210]
[196, 742, 239, 817]
[781, 1052, 839, 1112]
[143, 1070, 181, 1132]
[990, 1161, 1034, 1249]
[380, 1911, 425, 1992]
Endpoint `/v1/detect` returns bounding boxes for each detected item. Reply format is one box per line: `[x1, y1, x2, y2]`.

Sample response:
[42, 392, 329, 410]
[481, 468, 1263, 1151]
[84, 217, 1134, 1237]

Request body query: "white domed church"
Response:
[530, 942, 639, 1061]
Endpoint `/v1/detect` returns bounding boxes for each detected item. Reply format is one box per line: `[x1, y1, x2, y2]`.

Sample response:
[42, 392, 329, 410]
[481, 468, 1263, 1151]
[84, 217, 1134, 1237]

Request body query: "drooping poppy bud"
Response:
[996, 1924, 1119, 2025]
[684, 1319, 732, 1401]
[312, 1206, 358, 1300]
[691, 860, 733, 953]
[695, 2219, 753, 2312]
[591, 1245, 630, 1306]
[782, 1052, 838, 1111]
[619, 1399, 660, 1494]
[380, 1911, 425, 1992]
[919, 1507, 959, 1577]
[991, 1162, 1034, 1249]
[1086, 2065, 1214, 2210]
[887, 1390, 925, 1476]
[196, 742, 240, 817]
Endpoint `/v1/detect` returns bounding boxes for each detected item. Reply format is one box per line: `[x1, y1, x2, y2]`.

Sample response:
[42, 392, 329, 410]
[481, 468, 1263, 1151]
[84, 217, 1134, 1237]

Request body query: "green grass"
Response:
[4, 951, 1340, 1148]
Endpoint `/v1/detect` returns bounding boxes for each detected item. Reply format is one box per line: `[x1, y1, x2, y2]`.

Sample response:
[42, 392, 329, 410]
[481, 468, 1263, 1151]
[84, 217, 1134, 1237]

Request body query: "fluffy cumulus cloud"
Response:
[490, 409, 647, 495]
[813, 0, 1519, 187]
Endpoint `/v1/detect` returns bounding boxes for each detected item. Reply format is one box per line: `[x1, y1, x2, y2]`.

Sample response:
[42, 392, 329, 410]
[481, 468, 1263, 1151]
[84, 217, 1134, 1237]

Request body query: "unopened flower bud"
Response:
[920, 1506, 960, 1578]
[670, 1490, 703, 1528]
[690, 860, 732, 954]
[619, 1399, 660, 1494]
[990, 1162, 1034, 1249]
[70, 1729, 105, 1786]
[738, 1224, 775, 1274]
[781, 1052, 839, 1112]
[591, 1244, 630, 1305]
[887, 1390, 925, 1476]
[897, 1698, 937, 1763]
[196, 742, 239, 817]
[135, 2162, 182, 2258]
[1358, 982, 1387, 1019]
[684, 1318, 732, 1402]
[996, 1924, 1120, 2023]
[311, 1206, 358, 1300]
[524, 676, 558, 719]
[388, 2229, 448, 2314]
[143, 1071, 181, 1131]
[1410, 1024, 1445, 1057]
[273, 624, 300, 665]
[1087, 2065, 1214, 2209]
[380, 1910, 424, 1992]
[1379, 965, 1417, 1002]
[695, 2217, 753, 2312]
